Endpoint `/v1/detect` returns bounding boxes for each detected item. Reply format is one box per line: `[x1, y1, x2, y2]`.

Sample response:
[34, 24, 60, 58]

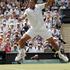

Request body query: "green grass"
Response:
[0, 63, 70, 70]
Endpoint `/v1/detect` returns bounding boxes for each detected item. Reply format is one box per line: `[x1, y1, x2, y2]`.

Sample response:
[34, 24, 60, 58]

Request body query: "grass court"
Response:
[0, 63, 70, 70]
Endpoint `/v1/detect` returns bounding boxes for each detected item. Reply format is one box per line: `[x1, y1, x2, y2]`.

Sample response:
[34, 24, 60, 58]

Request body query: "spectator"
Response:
[23, 19, 30, 32]
[11, 43, 18, 52]
[36, 43, 44, 53]
[13, 30, 21, 43]
[27, 41, 37, 53]
[0, 36, 5, 51]
[4, 38, 11, 52]
[60, 2, 67, 9]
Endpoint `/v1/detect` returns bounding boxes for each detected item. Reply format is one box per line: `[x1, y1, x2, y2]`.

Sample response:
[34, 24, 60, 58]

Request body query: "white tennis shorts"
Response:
[25, 27, 52, 40]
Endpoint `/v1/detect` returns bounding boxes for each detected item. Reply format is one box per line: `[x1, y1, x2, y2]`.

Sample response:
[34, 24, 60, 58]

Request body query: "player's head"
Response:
[28, 0, 36, 9]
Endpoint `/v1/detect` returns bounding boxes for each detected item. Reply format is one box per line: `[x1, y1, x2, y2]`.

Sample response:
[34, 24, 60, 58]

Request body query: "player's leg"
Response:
[15, 34, 31, 62]
[15, 28, 36, 62]
[41, 28, 69, 62]
[47, 37, 69, 62]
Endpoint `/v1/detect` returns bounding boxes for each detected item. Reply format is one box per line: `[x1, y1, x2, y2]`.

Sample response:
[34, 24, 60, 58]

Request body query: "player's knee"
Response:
[18, 38, 26, 48]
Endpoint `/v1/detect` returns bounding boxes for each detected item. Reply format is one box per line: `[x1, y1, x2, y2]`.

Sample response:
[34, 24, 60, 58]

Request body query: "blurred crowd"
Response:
[0, 0, 68, 53]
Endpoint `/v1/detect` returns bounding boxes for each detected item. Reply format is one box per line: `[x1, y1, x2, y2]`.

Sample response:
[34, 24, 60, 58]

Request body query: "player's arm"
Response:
[37, 0, 54, 10]
[45, 0, 54, 8]
[18, 14, 27, 21]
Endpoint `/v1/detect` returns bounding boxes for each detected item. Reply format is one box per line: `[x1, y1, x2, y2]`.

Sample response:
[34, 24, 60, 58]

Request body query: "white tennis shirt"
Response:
[24, 4, 46, 29]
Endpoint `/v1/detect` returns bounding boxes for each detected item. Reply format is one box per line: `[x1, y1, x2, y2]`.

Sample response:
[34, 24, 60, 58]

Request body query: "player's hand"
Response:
[47, 0, 54, 6]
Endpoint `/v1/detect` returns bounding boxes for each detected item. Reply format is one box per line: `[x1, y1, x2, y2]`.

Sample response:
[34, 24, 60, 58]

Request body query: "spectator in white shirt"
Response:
[60, 2, 66, 9]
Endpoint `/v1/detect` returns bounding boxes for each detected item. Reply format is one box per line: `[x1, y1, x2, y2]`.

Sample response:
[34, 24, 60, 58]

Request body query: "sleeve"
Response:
[24, 9, 28, 16]
[36, 3, 45, 10]
[23, 9, 29, 18]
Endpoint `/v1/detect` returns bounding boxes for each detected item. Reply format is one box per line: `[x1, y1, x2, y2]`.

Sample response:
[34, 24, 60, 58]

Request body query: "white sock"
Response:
[18, 48, 26, 54]
[55, 50, 61, 55]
